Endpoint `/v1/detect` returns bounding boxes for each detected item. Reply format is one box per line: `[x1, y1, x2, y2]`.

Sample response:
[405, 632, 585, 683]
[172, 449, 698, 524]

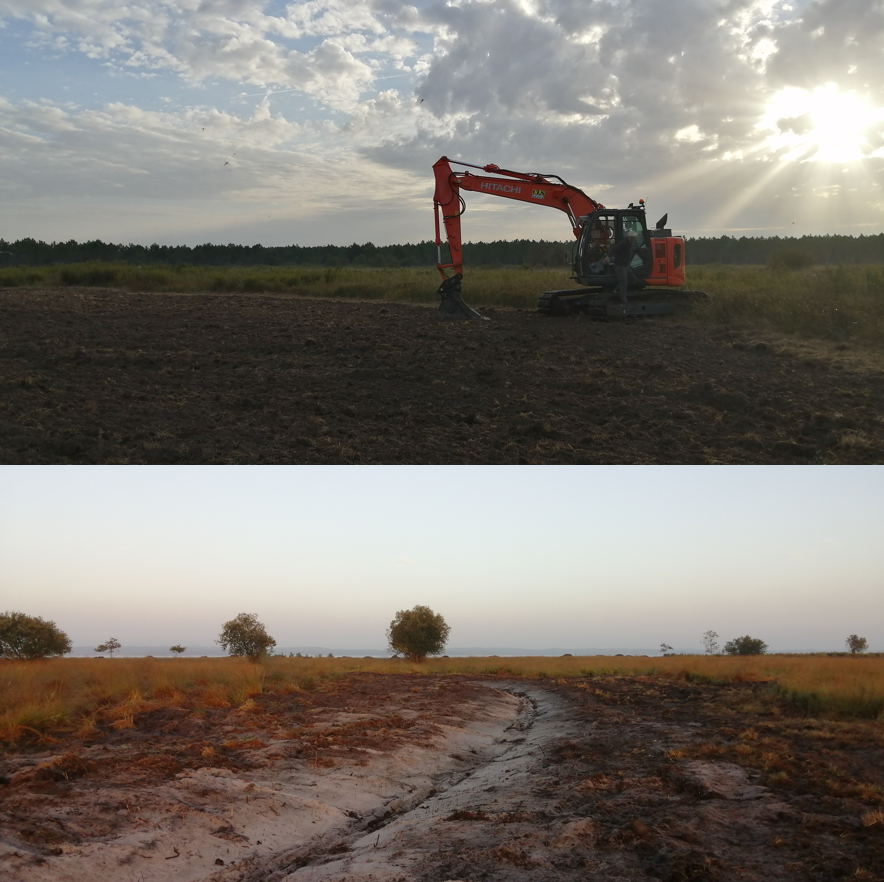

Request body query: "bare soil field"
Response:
[1, 673, 882, 882]
[1, 287, 883, 463]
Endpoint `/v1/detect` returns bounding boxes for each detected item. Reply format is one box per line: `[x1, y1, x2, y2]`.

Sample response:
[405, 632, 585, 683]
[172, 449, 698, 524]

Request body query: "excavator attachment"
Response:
[436, 274, 489, 321]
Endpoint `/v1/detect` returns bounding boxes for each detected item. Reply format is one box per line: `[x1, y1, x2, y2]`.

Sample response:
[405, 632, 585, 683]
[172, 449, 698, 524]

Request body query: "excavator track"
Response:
[537, 288, 708, 320]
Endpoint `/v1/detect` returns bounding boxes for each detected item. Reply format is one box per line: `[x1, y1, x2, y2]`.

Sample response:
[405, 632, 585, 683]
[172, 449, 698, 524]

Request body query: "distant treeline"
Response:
[0, 238, 564, 268]
[1, 233, 881, 268]
[688, 234, 883, 265]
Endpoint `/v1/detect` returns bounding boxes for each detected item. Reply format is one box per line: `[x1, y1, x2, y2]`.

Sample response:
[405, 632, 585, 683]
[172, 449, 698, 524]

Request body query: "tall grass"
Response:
[2, 260, 883, 344]
[1, 654, 882, 744]
[0, 261, 574, 306]
[689, 263, 884, 345]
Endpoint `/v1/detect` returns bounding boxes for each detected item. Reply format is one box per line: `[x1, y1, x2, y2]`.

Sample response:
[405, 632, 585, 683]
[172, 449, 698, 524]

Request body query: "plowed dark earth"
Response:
[1, 674, 882, 882]
[2, 287, 883, 463]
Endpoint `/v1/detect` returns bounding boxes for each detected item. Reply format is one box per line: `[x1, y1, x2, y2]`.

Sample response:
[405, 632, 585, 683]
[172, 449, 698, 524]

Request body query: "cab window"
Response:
[621, 216, 645, 247]
[621, 215, 647, 268]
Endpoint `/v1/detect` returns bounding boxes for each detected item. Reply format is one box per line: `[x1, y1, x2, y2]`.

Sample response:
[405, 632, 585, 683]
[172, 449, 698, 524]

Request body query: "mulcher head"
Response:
[437, 274, 489, 320]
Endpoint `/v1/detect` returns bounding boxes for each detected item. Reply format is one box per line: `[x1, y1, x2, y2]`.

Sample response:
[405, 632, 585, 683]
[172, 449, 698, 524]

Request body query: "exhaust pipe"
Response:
[436, 274, 489, 321]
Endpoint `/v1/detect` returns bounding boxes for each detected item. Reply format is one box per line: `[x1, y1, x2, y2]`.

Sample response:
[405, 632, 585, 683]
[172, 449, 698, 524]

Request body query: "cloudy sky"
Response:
[1, 0, 882, 248]
[2, 466, 882, 654]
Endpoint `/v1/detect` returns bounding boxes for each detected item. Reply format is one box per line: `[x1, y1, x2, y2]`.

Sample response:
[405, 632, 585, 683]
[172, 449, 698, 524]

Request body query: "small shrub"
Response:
[217, 612, 276, 661]
[846, 635, 868, 654]
[724, 635, 768, 655]
[386, 605, 450, 662]
[0, 611, 72, 659]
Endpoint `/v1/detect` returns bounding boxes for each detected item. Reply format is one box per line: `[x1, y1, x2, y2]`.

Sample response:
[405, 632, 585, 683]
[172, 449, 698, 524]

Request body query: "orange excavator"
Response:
[433, 156, 701, 320]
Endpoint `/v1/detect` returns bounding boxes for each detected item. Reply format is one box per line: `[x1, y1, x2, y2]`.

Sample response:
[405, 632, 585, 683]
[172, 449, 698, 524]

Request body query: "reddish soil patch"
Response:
[1, 287, 883, 463]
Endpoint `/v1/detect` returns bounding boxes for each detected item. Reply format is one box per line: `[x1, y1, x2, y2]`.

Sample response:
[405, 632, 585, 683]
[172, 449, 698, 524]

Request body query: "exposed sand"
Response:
[1, 681, 524, 882]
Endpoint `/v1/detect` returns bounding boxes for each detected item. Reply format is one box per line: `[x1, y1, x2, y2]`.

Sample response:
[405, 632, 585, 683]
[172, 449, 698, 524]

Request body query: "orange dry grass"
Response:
[1, 653, 882, 744]
[426, 654, 884, 717]
[0, 657, 268, 743]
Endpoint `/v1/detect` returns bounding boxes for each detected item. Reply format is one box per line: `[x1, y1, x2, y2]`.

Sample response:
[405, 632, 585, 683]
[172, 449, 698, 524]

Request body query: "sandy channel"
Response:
[2, 683, 533, 882]
[233, 684, 581, 882]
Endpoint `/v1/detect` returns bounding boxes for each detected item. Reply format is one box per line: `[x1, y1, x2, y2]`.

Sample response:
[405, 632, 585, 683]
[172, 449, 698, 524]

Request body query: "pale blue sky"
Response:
[1, 0, 882, 247]
[2, 466, 881, 653]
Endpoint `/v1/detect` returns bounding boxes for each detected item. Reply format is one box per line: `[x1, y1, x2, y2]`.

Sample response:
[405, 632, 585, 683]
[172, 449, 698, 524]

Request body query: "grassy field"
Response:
[2, 261, 883, 346]
[2, 654, 882, 745]
[689, 263, 884, 345]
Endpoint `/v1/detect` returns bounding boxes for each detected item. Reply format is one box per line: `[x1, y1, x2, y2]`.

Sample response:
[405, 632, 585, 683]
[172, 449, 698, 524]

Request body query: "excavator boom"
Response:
[433, 156, 601, 279]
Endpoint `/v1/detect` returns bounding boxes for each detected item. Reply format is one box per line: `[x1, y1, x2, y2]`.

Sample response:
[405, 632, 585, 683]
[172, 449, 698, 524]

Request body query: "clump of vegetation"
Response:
[169, 645, 186, 657]
[724, 635, 768, 655]
[95, 637, 122, 657]
[0, 611, 72, 659]
[387, 605, 451, 662]
[846, 635, 868, 654]
[217, 613, 276, 661]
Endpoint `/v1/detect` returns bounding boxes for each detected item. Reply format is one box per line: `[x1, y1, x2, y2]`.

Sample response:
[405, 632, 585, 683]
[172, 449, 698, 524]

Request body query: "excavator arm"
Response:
[433, 156, 602, 279]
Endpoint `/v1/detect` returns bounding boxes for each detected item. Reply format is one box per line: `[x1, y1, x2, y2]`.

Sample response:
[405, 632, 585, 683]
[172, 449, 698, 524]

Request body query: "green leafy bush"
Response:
[0, 611, 72, 659]
[217, 613, 276, 661]
[724, 635, 768, 655]
[386, 605, 450, 662]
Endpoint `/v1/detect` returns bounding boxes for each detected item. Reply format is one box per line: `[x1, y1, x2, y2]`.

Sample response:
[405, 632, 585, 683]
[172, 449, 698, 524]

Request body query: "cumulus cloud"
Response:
[0, 0, 882, 242]
[0, 94, 427, 204]
[365, 0, 883, 234]
[2, 0, 409, 111]
[377, 0, 789, 172]
[767, 0, 884, 93]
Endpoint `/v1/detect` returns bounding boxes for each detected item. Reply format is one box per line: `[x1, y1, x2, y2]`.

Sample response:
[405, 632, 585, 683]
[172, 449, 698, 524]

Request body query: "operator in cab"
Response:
[608, 230, 638, 305]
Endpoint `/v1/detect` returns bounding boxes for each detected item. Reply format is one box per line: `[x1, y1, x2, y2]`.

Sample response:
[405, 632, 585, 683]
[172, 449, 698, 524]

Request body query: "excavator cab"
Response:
[574, 209, 652, 288]
[538, 205, 692, 317]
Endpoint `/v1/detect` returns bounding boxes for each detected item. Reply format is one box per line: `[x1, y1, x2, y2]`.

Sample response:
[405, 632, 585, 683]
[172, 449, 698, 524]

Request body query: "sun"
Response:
[761, 84, 880, 163]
